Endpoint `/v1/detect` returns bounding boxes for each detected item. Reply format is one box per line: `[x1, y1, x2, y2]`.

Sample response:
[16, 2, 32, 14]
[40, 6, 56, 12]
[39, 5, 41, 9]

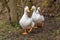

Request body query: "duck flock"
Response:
[19, 5, 45, 35]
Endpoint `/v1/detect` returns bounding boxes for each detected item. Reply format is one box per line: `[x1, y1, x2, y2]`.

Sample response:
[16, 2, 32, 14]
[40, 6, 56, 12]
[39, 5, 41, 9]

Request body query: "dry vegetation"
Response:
[0, 0, 60, 40]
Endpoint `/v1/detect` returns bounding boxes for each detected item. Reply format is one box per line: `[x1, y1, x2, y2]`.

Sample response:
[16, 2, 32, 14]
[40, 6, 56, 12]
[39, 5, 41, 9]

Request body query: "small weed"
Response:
[15, 23, 22, 29]
[40, 35, 48, 40]
[52, 30, 60, 37]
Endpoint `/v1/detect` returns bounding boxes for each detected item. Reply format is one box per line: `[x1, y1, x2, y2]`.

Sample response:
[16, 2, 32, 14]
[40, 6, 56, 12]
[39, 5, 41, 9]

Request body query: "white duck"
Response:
[19, 6, 35, 35]
[31, 6, 45, 28]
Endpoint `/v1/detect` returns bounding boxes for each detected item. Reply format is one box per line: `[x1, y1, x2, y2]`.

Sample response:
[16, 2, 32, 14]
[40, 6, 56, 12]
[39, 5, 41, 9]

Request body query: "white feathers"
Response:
[19, 5, 45, 29]
[31, 6, 45, 23]
[19, 6, 35, 29]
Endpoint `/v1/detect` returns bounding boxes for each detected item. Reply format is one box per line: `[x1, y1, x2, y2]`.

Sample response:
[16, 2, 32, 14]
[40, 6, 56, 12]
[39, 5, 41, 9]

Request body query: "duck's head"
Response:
[24, 6, 30, 13]
[31, 5, 36, 11]
[37, 7, 41, 11]
[37, 7, 42, 15]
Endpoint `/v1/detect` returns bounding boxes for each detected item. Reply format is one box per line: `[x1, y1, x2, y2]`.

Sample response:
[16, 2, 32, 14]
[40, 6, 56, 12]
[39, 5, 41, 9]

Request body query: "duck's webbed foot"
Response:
[22, 29, 28, 35]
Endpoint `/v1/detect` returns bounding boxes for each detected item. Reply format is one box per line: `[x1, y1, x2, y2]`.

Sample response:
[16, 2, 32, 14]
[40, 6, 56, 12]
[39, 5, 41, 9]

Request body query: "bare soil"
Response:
[0, 14, 60, 40]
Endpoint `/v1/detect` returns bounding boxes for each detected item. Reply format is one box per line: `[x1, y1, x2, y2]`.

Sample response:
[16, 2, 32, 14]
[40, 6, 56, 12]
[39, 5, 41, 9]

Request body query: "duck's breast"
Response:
[25, 18, 32, 25]
[19, 14, 28, 26]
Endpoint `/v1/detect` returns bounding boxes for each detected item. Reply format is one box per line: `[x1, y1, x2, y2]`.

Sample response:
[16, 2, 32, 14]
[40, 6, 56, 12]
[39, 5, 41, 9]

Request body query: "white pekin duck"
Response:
[31, 6, 45, 28]
[19, 6, 35, 35]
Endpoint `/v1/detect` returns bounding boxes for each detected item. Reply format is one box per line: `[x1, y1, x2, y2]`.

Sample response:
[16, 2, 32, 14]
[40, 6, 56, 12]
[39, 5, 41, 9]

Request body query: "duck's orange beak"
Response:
[27, 9, 30, 12]
[31, 8, 33, 11]
[27, 8, 30, 12]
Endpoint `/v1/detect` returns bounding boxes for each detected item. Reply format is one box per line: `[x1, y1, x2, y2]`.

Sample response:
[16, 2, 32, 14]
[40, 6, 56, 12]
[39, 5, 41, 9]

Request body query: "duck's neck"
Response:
[24, 10, 27, 15]
[33, 9, 36, 14]
[36, 10, 40, 14]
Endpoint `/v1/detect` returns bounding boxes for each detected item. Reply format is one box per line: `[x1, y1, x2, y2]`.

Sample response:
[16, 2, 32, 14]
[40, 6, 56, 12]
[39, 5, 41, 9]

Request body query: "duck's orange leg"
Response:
[28, 27, 33, 32]
[42, 21, 45, 32]
[34, 23, 38, 28]
[42, 21, 45, 28]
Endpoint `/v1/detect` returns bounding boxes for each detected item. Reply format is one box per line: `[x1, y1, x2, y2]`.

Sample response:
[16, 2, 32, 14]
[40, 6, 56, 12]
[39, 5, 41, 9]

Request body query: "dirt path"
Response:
[0, 15, 60, 40]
